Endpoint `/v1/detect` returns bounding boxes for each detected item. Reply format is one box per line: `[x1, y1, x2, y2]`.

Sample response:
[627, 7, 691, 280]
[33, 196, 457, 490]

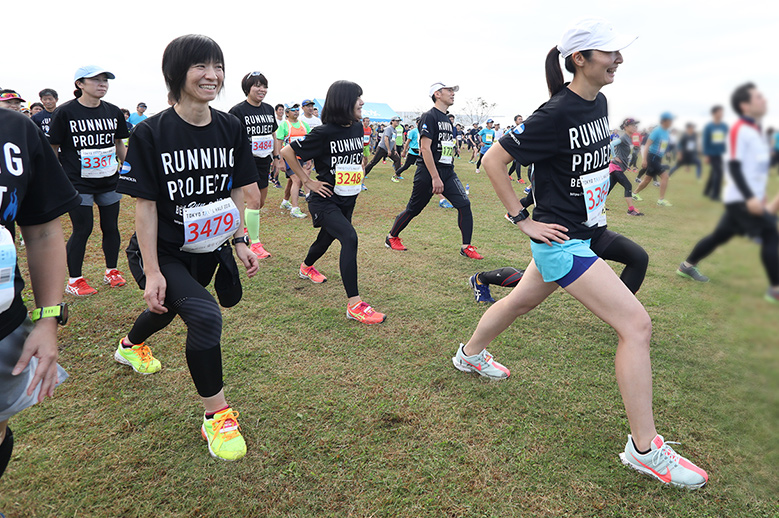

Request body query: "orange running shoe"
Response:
[250, 242, 271, 259]
[66, 277, 97, 296]
[347, 301, 387, 324]
[299, 263, 327, 283]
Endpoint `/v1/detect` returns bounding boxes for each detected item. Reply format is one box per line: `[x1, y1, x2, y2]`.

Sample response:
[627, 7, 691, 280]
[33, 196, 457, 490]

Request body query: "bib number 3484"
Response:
[580, 168, 609, 227]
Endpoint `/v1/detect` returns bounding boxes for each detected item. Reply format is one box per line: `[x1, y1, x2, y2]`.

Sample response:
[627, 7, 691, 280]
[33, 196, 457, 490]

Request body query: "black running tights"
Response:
[66, 202, 121, 277]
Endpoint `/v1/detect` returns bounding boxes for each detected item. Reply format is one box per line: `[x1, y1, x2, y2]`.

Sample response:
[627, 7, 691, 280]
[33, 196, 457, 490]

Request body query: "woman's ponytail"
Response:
[545, 47, 564, 98]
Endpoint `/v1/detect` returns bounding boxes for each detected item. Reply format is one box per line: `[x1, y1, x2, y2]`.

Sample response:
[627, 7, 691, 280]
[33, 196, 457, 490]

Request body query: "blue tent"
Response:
[313, 99, 399, 123]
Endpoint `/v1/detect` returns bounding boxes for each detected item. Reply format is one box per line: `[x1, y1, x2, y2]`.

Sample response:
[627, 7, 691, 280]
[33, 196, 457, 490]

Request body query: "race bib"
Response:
[290, 135, 305, 143]
[711, 130, 725, 144]
[0, 226, 16, 313]
[439, 140, 454, 165]
[251, 135, 274, 158]
[632, 134, 641, 146]
[484, 133, 493, 144]
[80, 146, 117, 178]
[363, 134, 370, 145]
[686, 140, 696, 151]
[580, 168, 609, 228]
[334, 164, 363, 196]
[181, 198, 240, 253]
[659, 141, 668, 154]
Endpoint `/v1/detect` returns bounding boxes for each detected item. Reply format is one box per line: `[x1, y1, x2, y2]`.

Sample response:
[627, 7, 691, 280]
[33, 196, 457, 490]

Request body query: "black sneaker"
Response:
[677, 263, 709, 282]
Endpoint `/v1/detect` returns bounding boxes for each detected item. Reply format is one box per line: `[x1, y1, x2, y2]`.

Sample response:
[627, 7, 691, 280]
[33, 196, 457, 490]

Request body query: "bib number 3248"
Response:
[334, 164, 363, 196]
[580, 168, 609, 227]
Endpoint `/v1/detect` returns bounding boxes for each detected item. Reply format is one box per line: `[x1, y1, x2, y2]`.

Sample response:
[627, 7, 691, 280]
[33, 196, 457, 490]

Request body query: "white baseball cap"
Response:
[557, 17, 636, 59]
[429, 82, 459, 97]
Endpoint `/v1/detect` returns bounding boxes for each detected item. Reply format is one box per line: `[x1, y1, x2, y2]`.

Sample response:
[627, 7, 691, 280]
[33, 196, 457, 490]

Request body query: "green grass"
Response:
[2, 157, 777, 517]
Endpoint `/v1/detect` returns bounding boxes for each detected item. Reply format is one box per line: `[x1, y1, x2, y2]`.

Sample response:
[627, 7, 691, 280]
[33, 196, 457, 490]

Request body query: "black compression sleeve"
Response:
[728, 160, 754, 200]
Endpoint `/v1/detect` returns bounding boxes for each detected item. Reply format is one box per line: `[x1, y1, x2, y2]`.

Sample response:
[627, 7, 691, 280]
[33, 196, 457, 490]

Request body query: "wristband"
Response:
[30, 303, 68, 325]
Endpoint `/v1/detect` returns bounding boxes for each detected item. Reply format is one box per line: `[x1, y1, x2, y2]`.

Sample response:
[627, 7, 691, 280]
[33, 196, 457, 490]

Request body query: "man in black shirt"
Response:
[385, 82, 484, 259]
[669, 123, 702, 179]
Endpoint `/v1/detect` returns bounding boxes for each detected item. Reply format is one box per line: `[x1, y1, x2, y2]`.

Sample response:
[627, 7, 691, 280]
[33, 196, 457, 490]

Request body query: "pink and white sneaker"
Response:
[620, 434, 708, 489]
[452, 343, 510, 380]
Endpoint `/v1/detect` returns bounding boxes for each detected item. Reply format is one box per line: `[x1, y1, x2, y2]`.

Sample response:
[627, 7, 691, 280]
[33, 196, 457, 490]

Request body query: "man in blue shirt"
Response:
[127, 102, 148, 125]
[702, 105, 728, 200]
[475, 119, 496, 173]
[634, 112, 674, 206]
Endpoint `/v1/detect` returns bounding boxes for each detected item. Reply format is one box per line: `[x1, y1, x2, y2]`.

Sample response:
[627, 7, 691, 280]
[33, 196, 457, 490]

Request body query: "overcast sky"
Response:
[5, 0, 777, 130]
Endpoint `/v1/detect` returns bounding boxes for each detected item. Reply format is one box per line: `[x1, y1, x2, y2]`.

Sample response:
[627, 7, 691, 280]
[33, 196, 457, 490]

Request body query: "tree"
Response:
[461, 97, 497, 126]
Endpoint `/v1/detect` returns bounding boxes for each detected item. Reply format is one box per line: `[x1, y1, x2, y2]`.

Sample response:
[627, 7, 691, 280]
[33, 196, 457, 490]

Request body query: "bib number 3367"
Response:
[580, 168, 609, 227]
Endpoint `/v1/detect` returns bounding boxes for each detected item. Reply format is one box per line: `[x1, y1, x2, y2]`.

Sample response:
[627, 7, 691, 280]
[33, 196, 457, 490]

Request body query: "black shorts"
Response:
[254, 157, 271, 189]
[645, 154, 668, 178]
[308, 192, 357, 229]
[722, 202, 778, 239]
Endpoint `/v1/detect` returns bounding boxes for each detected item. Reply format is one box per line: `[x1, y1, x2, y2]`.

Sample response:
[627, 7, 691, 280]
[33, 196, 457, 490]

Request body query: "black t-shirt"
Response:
[417, 107, 455, 168]
[468, 128, 479, 142]
[499, 88, 611, 239]
[679, 133, 698, 159]
[48, 99, 129, 194]
[228, 101, 278, 166]
[31, 109, 55, 136]
[0, 110, 80, 340]
[116, 107, 258, 256]
[291, 122, 364, 186]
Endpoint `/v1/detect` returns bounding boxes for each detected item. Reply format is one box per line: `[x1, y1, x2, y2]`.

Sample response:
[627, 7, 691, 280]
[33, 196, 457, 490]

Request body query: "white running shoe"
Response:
[619, 434, 708, 489]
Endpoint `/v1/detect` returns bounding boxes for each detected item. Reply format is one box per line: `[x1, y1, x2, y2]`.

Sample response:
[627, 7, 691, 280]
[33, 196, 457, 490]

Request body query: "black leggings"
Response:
[703, 155, 723, 200]
[127, 256, 224, 398]
[608, 168, 633, 198]
[508, 161, 522, 179]
[304, 196, 359, 298]
[389, 167, 473, 244]
[590, 230, 649, 294]
[478, 267, 524, 287]
[66, 202, 121, 277]
[476, 152, 487, 169]
[687, 206, 779, 286]
[364, 147, 400, 176]
[395, 152, 418, 176]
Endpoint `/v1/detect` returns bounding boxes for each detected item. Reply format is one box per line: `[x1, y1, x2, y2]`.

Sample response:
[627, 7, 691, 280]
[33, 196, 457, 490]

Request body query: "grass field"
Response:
[2, 155, 778, 517]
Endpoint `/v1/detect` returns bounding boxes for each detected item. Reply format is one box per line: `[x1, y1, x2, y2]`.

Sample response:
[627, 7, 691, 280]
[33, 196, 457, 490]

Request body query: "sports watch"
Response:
[232, 235, 250, 246]
[30, 303, 69, 325]
[505, 209, 530, 225]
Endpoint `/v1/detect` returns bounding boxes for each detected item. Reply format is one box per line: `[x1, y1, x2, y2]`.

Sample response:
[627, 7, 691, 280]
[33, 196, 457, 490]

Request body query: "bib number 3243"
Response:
[580, 168, 609, 227]
[334, 164, 363, 196]
[181, 198, 240, 253]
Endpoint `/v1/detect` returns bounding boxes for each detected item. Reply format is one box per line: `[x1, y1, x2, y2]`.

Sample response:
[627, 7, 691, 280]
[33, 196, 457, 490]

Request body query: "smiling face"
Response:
[362, 117, 370, 128]
[353, 97, 364, 121]
[78, 74, 109, 100]
[181, 62, 223, 104]
[574, 50, 623, 88]
[275, 105, 284, 119]
[41, 95, 57, 111]
[247, 83, 267, 105]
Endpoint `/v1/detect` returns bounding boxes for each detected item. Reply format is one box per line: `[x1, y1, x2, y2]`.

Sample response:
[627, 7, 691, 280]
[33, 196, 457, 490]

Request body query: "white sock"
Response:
[68, 276, 83, 284]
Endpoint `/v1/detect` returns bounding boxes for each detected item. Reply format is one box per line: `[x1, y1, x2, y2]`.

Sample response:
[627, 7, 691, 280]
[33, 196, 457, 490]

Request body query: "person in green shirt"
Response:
[276, 104, 311, 218]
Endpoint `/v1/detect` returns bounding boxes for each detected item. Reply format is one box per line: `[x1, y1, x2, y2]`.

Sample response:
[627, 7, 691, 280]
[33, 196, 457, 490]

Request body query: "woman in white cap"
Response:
[49, 66, 130, 296]
[451, 17, 708, 489]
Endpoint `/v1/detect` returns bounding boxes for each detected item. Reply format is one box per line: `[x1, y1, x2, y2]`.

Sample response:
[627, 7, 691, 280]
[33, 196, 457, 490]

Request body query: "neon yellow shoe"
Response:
[201, 407, 246, 461]
[114, 339, 161, 374]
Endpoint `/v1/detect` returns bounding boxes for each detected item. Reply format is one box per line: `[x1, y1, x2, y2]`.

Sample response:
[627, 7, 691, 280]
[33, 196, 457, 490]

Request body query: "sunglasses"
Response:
[0, 93, 22, 100]
[250, 71, 263, 76]
[288, 108, 299, 112]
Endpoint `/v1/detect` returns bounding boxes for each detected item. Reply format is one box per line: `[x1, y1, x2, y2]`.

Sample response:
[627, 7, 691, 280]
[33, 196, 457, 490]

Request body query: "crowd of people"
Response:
[3, 16, 779, 491]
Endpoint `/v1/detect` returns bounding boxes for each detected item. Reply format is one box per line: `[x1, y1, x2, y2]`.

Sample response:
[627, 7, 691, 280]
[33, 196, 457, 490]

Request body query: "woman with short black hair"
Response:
[116, 34, 259, 461]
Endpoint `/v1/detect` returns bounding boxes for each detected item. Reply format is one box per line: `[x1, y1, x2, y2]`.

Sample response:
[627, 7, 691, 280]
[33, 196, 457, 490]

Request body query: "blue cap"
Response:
[660, 112, 674, 121]
[301, 99, 315, 106]
[74, 65, 115, 81]
[486, 118, 494, 123]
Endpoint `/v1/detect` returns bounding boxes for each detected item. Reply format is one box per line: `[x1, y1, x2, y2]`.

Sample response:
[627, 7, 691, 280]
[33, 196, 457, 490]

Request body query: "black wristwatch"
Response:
[30, 303, 69, 325]
[232, 235, 250, 246]
[505, 209, 530, 225]
[273, 155, 280, 159]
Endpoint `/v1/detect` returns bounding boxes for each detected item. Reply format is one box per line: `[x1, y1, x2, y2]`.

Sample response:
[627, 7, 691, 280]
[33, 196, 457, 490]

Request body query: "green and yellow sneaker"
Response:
[201, 407, 246, 461]
[114, 339, 161, 374]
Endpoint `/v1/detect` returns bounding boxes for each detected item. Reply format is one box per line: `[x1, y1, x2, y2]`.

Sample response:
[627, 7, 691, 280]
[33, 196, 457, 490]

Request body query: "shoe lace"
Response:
[351, 301, 371, 315]
[134, 344, 153, 364]
[212, 409, 241, 440]
[651, 441, 681, 469]
[306, 266, 321, 277]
